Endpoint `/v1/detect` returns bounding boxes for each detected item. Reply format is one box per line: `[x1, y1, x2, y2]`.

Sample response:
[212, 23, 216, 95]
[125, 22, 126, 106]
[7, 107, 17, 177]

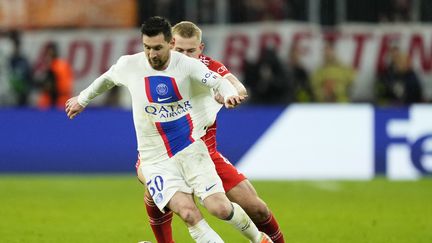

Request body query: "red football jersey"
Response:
[199, 54, 231, 77]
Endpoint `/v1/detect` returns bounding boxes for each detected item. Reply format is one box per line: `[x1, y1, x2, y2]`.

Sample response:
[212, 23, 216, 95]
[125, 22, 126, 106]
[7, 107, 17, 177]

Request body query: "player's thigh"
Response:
[226, 179, 259, 201]
[135, 156, 146, 184]
[226, 180, 269, 219]
[168, 191, 202, 225]
[137, 163, 146, 184]
[167, 191, 197, 213]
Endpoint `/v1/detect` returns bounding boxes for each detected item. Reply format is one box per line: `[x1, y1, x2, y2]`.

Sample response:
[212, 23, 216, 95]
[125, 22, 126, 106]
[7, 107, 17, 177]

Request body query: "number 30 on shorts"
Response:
[146, 175, 164, 197]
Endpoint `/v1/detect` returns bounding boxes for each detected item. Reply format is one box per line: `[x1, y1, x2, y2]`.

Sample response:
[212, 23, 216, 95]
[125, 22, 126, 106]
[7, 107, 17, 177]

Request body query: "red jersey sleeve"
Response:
[199, 54, 231, 77]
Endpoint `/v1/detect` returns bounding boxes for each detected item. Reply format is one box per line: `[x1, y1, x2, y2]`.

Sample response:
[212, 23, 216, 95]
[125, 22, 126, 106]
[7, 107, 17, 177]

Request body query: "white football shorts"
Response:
[139, 139, 225, 212]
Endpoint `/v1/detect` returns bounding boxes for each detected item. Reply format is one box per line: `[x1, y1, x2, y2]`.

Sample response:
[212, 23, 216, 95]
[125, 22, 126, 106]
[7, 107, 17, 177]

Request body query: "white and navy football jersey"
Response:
[78, 51, 234, 164]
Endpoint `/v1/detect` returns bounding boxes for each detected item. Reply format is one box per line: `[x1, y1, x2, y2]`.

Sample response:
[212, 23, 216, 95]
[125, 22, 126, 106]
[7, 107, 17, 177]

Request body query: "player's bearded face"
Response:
[143, 34, 172, 70]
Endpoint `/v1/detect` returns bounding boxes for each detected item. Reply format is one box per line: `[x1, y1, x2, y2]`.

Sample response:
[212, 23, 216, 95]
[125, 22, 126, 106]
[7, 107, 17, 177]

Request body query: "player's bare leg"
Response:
[203, 192, 272, 243]
[139, 175, 273, 243]
[138, 152, 276, 243]
[226, 180, 285, 243]
[226, 180, 269, 222]
[138, 158, 224, 243]
[167, 192, 201, 226]
[167, 192, 223, 243]
[138, 159, 279, 243]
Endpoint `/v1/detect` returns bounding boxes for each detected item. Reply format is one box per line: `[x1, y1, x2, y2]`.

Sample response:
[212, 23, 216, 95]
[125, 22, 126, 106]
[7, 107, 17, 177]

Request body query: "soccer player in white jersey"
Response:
[138, 21, 285, 243]
[65, 16, 272, 243]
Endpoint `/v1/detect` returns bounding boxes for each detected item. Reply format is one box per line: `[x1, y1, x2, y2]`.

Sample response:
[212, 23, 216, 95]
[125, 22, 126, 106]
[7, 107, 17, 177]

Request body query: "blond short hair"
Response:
[172, 21, 202, 42]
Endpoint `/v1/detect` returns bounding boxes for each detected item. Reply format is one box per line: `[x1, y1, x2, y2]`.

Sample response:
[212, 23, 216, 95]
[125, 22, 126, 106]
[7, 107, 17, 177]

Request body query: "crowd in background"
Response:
[243, 39, 424, 105]
[0, 31, 74, 109]
[138, 0, 430, 25]
[0, 30, 425, 108]
[0, 0, 429, 108]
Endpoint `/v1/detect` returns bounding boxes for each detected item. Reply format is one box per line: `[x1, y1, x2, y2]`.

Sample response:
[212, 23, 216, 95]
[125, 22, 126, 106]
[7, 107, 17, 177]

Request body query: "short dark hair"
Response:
[141, 16, 172, 42]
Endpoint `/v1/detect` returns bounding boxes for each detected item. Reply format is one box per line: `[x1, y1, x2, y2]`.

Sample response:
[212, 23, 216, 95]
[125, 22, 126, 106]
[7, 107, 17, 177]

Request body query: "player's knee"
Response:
[203, 193, 234, 219]
[243, 198, 270, 223]
[177, 205, 201, 225]
[206, 201, 233, 219]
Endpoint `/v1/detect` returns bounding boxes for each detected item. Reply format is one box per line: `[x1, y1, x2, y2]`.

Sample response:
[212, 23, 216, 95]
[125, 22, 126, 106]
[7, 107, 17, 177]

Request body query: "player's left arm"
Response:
[188, 58, 245, 108]
[214, 74, 247, 104]
[226, 74, 247, 96]
[207, 59, 247, 103]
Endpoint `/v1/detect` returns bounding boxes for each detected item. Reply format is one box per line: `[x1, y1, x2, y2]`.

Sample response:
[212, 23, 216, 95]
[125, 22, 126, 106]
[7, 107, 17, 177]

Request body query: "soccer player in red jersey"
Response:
[137, 21, 285, 243]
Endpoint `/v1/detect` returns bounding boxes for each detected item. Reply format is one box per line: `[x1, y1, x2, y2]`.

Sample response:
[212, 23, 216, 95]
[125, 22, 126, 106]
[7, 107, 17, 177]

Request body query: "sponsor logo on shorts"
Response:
[205, 183, 217, 192]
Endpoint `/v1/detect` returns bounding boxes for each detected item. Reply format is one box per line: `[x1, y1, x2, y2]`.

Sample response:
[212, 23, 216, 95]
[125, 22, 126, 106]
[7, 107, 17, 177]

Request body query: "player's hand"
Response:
[65, 96, 85, 119]
[224, 95, 247, 109]
[214, 92, 224, 104]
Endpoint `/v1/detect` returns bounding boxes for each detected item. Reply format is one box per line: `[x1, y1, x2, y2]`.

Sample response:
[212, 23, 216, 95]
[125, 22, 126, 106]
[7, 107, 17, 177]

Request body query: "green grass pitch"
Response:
[0, 175, 431, 243]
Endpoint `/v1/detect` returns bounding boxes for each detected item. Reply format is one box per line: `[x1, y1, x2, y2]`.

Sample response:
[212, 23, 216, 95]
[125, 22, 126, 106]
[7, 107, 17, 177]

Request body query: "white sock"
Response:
[188, 219, 224, 243]
[225, 203, 262, 243]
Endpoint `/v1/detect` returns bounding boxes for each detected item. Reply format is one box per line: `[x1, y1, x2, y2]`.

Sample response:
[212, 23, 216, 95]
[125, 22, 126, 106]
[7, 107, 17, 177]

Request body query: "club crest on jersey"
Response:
[156, 83, 169, 96]
[145, 76, 183, 104]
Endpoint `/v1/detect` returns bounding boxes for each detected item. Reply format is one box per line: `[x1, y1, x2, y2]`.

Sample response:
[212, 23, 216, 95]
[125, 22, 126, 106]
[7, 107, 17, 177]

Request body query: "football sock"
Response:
[144, 193, 175, 243]
[255, 212, 285, 243]
[225, 202, 262, 243]
[188, 219, 224, 243]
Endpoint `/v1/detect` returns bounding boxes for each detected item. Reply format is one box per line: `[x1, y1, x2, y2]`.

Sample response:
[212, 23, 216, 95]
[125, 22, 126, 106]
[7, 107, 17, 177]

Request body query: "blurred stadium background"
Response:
[1, 0, 432, 242]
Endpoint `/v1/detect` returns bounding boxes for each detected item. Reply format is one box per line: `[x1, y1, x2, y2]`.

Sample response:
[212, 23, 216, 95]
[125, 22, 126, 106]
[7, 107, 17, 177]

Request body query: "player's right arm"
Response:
[65, 74, 116, 119]
[66, 57, 124, 119]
